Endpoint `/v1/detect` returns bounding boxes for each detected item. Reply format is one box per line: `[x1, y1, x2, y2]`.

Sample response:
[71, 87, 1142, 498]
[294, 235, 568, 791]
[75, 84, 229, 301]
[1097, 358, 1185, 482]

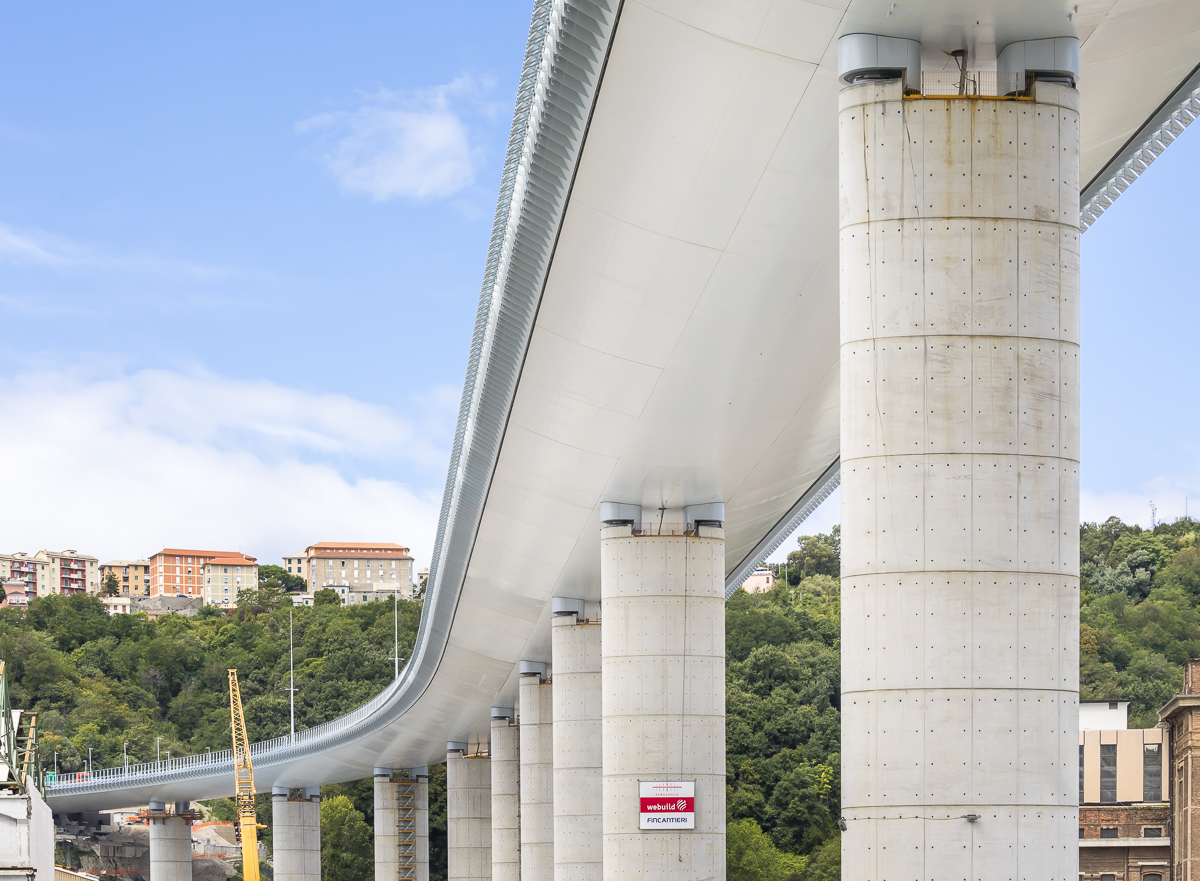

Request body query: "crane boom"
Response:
[228, 669, 261, 881]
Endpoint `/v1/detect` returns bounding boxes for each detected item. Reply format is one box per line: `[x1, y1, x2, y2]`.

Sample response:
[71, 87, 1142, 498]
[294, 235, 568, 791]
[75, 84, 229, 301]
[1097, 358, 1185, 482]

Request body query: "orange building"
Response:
[148, 548, 257, 599]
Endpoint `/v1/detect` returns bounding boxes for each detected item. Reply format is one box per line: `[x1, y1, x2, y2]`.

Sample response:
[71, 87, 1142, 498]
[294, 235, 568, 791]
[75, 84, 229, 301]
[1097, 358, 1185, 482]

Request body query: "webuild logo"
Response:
[638, 781, 695, 830]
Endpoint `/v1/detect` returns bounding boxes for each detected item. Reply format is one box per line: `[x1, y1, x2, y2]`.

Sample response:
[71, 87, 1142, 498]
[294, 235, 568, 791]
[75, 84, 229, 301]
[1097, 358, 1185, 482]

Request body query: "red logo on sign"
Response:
[640, 797, 695, 813]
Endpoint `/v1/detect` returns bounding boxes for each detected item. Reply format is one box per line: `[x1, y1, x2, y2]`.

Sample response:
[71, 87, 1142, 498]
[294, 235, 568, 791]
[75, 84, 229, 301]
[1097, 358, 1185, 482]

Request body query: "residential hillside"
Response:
[7, 515, 1199, 880]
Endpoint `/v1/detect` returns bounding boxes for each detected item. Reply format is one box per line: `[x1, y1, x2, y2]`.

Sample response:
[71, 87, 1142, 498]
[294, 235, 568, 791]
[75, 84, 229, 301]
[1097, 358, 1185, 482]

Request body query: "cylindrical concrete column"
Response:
[374, 770, 399, 881]
[272, 788, 320, 881]
[600, 523, 726, 880]
[414, 773, 429, 881]
[491, 718, 521, 881]
[838, 78, 1080, 878]
[520, 673, 554, 881]
[147, 810, 192, 881]
[447, 749, 491, 881]
[552, 612, 602, 881]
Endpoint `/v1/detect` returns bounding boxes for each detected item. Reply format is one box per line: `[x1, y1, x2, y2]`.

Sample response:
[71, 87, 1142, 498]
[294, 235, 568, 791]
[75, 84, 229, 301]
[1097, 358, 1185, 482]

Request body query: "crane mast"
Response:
[228, 669, 261, 881]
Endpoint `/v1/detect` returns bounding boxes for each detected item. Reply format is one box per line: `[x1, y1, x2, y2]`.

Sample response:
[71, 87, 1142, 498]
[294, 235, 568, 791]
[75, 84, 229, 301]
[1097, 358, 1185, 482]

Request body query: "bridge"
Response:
[36, 1, 1200, 879]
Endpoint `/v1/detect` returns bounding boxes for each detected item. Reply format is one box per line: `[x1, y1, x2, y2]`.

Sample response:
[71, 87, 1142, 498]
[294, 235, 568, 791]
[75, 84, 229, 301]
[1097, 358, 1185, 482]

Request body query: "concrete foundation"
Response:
[374, 771, 399, 881]
[551, 612, 602, 881]
[838, 78, 1080, 878]
[447, 750, 491, 881]
[599, 524, 726, 880]
[491, 718, 521, 881]
[272, 789, 320, 881]
[415, 774, 429, 881]
[147, 807, 192, 881]
[520, 674, 554, 881]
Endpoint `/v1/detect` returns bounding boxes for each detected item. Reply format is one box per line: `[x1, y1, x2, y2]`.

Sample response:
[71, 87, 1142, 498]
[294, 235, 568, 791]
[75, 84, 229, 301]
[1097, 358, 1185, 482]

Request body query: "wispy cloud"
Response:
[0, 367, 456, 566]
[0, 222, 244, 282]
[297, 77, 487, 202]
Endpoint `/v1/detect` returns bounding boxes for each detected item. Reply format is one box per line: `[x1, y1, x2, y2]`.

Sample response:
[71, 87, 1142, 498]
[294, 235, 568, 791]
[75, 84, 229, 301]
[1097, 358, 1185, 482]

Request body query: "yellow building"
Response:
[202, 555, 259, 607]
[98, 560, 151, 596]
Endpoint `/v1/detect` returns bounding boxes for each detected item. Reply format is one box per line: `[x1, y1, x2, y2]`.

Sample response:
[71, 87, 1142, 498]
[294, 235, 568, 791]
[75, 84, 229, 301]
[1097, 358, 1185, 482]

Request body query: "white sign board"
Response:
[639, 781, 695, 830]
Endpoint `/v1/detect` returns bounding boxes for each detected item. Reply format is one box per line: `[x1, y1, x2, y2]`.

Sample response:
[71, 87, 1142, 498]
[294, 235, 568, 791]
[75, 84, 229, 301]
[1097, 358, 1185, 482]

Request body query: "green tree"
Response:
[313, 588, 341, 607]
[320, 795, 372, 881]
[727, 818, 806, 880]
[101, 572, 121, 597]
[259, 565, 306, 593]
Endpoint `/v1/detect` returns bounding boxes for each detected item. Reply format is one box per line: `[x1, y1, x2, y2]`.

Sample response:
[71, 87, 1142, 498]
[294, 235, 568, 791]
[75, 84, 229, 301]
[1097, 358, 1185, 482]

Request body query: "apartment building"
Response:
[303, 542, 416, 599]
[1078, 700, 1170, 880]
[98, 560, 151, 596]
[0, 550, 98, 597]
[741, 567, 776, 594]
[148, 548, 257, 599]
[281, 553, 308, 581]
[200, 555, 258, 607]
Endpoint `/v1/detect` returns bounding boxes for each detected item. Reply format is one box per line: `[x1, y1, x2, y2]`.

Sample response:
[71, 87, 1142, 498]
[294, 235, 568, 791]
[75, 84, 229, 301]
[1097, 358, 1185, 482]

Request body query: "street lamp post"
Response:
[54, 752, 57, 777]
[289, 609, 296, 741]
[88, 748, 92, 773]
[123, 742, 128, 770]
[156, 737, 161, 763]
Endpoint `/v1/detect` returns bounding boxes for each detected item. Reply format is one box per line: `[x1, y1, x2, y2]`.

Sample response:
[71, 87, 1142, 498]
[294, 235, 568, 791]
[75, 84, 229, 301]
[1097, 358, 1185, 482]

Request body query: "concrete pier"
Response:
[447, 747, 491, 881]
[414, 771, 430, 881]
[272, 787, 320, 881]
[599, 519, 726, 880]
[374, 769, 399, 881]
[520, 670, 554, 881]
[490, 717, 521, 881]
[146, 802, 192, 881]
[551, 609, 602, 881]
[838, 75, 1080, 877]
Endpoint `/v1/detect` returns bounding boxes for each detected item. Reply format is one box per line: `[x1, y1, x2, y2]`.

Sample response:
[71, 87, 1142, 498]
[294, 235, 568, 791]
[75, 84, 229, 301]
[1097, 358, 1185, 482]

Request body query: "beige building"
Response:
[304, 542, 416, 600]
[281, 552, 308, 581]
[741, 567, 776, 594]
[0, 550, 97, 597]
[1078, 702, 1171, 880]
[201, 555, 260, 607]
[98, 560, 151, 596]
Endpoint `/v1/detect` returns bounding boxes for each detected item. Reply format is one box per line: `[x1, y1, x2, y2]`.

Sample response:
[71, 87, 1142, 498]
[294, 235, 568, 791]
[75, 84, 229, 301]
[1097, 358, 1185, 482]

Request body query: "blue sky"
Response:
[0, 2, 1196, 568]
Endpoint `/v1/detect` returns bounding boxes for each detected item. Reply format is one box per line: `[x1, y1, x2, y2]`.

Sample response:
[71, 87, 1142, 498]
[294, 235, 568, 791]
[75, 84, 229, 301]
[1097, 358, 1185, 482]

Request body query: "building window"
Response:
[1100, 744, 1117, 803]
[1078, 827, 1084, 838]
[1144, 743, 1163, 801]
[1143, 827, 1163, 837]
[1079, 744, 1084, 804]
[1100, 875, 1116, 881]
[1099, 827, 1118, 839]
[1143, 875, 1163, 881]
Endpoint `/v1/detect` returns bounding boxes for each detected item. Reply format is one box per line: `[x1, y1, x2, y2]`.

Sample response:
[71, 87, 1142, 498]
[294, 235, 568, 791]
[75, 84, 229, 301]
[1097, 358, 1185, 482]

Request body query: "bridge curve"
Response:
[46, 0, 1200, 814]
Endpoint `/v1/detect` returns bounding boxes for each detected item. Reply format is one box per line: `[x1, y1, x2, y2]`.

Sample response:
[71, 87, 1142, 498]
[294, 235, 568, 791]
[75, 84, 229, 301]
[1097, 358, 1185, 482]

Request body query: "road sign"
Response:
[639, 781, 695, 830]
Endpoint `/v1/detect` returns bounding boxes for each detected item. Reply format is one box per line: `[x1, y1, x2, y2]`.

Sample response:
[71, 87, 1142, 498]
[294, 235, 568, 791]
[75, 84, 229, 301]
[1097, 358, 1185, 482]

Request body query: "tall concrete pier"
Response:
[838, 52, 1080, 878]
[520, 669, 554, 881]
[272, 788, 320, 881]
[374, 769, 399, 881]
[414, 772, 430, 881]
[146, 803, 192, 881]
[490, 717, 521, 881]
[599, 519, 726, 880]
[551, 609, 602, 881]
[446, 747, 491, 881]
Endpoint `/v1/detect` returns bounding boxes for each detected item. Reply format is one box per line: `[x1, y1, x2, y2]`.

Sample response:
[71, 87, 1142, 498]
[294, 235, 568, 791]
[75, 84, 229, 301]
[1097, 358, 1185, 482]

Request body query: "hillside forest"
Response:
[6, 515, 1200, 880]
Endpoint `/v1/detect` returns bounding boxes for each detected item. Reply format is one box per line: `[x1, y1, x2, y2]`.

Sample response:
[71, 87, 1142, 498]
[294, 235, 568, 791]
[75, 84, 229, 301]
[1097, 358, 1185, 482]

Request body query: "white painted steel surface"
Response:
[520, 676, 554, 881]
[838, 80, 1080, 877]
[446, 753, 491, 881]
[147, 816, 192, 881]
[272, 794, 320, 881]
[490, 719, 521, 881]
[41, 0, 1200, 814]
[600, 524, 725, 879]
[551, 614, 602, 881]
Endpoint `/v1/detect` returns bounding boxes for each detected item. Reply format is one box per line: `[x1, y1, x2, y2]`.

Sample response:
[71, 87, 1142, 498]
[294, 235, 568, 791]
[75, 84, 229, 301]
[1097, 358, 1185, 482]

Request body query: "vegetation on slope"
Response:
[14, 515, 1200, 881]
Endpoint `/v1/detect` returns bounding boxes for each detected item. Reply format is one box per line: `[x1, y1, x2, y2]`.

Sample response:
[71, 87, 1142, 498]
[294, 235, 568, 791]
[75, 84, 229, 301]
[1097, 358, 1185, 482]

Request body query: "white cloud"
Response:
[0, 368, 452, 568]
[297, 78, 480, 201]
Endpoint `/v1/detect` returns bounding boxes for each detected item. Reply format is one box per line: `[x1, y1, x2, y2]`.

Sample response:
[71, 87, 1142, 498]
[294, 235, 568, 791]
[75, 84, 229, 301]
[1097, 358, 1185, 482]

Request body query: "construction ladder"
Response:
[396, 778, 418, 881]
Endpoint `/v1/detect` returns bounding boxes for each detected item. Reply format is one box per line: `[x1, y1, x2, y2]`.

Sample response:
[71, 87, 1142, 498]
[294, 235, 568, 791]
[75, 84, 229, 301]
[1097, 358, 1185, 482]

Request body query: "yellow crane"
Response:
[228, 669, 261, 881]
